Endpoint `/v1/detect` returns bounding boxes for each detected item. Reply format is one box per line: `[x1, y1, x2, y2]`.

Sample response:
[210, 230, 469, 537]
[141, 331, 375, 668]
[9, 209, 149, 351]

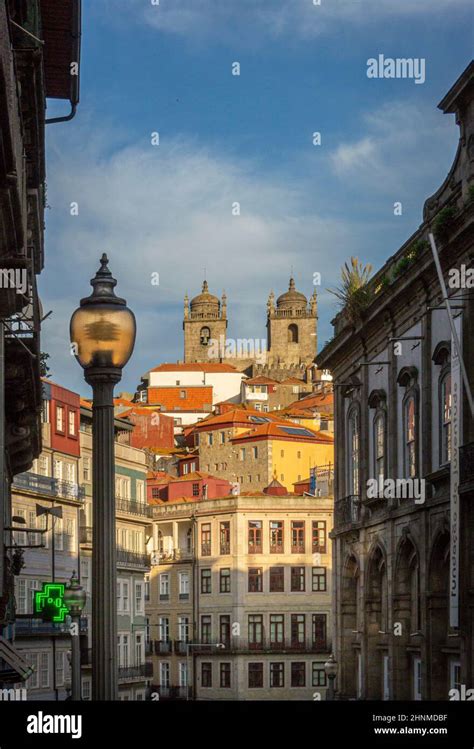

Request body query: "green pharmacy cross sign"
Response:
[34, 583, 69, 623]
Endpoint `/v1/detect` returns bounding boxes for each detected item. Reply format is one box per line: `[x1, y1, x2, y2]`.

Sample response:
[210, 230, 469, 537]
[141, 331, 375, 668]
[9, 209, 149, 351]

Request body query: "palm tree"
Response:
[328, 257, 373, 322]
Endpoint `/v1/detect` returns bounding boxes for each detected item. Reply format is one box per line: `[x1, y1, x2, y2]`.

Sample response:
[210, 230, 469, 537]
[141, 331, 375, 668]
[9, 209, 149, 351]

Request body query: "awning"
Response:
[40, 0, 81, 103]
[0, 637, 34, 683]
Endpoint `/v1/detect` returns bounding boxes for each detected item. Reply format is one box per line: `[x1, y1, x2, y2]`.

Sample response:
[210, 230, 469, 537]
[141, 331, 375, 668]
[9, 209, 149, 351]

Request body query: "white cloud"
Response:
[106, 0, 472, 41]
[330, 100, 457, 192]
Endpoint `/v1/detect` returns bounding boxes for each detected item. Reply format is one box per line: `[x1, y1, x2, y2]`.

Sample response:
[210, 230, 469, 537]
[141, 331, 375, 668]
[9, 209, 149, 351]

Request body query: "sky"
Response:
[41, 0, 474, 396]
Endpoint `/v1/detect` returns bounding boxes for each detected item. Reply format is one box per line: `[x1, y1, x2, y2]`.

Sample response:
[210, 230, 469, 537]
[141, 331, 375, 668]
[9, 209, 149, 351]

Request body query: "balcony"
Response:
[215, 638, 329, 655]
[117, 549, 151, 569]
[154, 548, 193, 564]
[12, 472, 85, 501]
[269, 544, 283, 554]
[245, 390, 268, 401]
[118, 663, 153, 681]
[174, 640, 189, 655]
[335, 495, 361, 526]
[154, 640, 172, 655]
[153, 685, 191, 700]
[220, 543, 230, 555]
[80, 526, 92, 544]
[116, 498, 153, 518]
[460, 441, 474, 489]
[201, 543, 211, 557]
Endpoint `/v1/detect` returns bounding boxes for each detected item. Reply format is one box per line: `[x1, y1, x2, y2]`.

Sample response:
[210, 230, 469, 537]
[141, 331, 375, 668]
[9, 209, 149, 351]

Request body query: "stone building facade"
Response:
[146, 493, 333, 700]
[317, 63, 474, 701]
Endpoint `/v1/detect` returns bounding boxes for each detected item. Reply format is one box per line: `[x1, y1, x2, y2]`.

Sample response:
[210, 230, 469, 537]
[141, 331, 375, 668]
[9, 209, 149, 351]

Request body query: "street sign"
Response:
[34, 583, 68, 623]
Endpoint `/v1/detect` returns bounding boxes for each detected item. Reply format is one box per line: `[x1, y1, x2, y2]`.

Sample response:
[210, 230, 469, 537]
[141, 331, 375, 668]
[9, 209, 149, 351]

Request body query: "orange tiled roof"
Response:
[191, 407, 287, 431]
[244, 375, 279, 386]
[148, 385, 213, 410]
[231, 421, 334, 443]
[150, 362, 239, 373]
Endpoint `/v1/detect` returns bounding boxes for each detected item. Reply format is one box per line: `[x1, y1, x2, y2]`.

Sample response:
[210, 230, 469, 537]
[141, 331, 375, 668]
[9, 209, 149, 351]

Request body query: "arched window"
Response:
[374, 411, 386, 483]
[288, 324, 298, 343]
[440, 372, 452, 465]
[405, 397, 416, 478]
[200, 326, 211, 346]
[347, 407, 360, 495]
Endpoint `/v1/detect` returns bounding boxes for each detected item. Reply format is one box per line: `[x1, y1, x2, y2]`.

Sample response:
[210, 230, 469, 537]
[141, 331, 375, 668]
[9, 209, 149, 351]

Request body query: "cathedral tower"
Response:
[266, 278, 317, 366]
[183, 281, 227, 362]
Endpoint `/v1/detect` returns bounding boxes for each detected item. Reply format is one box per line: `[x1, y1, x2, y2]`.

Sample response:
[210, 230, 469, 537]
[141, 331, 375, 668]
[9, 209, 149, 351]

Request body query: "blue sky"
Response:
[41, 0, 474, 395]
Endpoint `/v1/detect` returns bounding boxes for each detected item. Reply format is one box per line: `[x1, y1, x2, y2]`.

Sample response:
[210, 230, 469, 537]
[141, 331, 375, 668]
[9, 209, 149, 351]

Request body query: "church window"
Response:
[200, 327, 211, 346]
[288, 324, 298, 343]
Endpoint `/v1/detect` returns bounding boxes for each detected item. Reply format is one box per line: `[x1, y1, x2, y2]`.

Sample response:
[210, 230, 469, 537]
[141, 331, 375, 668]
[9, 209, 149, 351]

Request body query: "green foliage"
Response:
[328, 257, 373, 322]
[434, 206, 456, 240]
[39, 352, 51, 378]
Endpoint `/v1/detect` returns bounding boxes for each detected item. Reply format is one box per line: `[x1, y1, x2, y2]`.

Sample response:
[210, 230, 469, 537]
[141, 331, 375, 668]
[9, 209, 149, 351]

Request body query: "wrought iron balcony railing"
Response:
[116, 498, 153, 518]
[12, 472, 85, 501]
[116, 549, 151, 569]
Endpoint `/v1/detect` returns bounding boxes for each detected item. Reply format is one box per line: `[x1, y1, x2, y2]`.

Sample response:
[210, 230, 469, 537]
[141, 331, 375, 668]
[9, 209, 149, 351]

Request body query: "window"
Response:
[179, 390, 186, 399]
[220, 431, 225, 444]
[239, 448, 246, 461]
[374, 411, 386, 482]
[159, 661, 170, 687]
[208, 433, 213, 446]
[68, 410, 76, 437]
[159, 573, 169, 599]
[179, 572, 189, 598]
[288, 324, 298, 343]
[83, 457, 91, 482]
[312, 567, 327, 592]
[312, 521, 326, 554]
[178, 616, 189, 643]
[269, 521, 283, 553]
[312, 614, 327, 650]
[151, 487, 160, 499]
[186, 528, 192, 553]
[347, 407, 360, 495]
[270, 614, 284, 648]
[115, 476, 131, 500]
[291, 662, 306, 687]
[200, 326, 211, 346]
[54, 517, 64, 551]
[38, 455, 48, 476]
[270, 662, 284, 688]
[82, 680, 91, 700]
[440, 372, 452, 464]
[27, 653, 39, 689]
[291, 521, 305, 553]
[219, 615, 231, 648]
[280, 450, 284, 458]
[252, 446, 258, 459]
[135, 582, 144, 614]
[220, 521, 230, 554]
[56, 405, 65, 433]
[220, 662, 231, 688]
[64, 518, 74, 552]
[269, 567, 284, 593]
[291, 614, 305, 649]
[248, 663, 263, 688]
[248, 567, 263, 593]
[135, 633, 144, 667]
[404, 396, 417, 478]
[40, 652, 50, 688]
[312, 664, 327, 687]
[179, 662, 188, 688]
[201, 662, 212, 687]
[220, 568, 231, 593]
[248, 615, 263, 649]
[192, 483, 199, 497]
[201, 524, 211, 556]
[122, 581, 129, 612]
[144, 574, 150, 602]
[201, 568, 212, 594]
[136, 480, 145, 503]
[291, 567, 305, 592]
[248, 521, 262, 553]
[41, 400, 50, 424]
[201, 616, 212, 644]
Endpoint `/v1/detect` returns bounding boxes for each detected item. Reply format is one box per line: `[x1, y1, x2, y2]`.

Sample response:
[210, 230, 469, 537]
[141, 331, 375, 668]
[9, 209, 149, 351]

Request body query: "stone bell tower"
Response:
[183, 281, 228, 363]
[266, 278, 317, 366]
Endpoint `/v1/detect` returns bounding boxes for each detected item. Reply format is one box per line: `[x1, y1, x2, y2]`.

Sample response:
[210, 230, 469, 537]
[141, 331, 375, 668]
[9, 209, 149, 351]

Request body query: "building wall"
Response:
[147, 495, 333, 701]
[267, 313, 317, 366]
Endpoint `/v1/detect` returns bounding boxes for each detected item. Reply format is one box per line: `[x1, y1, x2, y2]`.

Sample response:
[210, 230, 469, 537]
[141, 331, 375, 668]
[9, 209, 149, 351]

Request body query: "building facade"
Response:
[317, 63, 474, 701]
[147, 493, 333, 700]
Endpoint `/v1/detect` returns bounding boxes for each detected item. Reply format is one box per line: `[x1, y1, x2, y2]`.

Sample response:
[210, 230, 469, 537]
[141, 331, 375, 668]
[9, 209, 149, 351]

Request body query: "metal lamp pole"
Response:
[70, 255, 136, 700]
[64, 571, 86, 700]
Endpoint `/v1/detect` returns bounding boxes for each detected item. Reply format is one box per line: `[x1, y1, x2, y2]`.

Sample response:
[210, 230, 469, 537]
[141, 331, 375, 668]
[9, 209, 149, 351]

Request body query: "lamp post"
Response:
[64, 571, 86, 700]
[70, 254, 136, 700]
[324, 653, 338, 701]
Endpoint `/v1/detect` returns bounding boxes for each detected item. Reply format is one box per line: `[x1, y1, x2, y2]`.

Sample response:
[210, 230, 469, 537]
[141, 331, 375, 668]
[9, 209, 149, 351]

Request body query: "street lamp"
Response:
[64, 571, 86, 701]
[324, 653, 338, 701]
[70, 254, 136, 700]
